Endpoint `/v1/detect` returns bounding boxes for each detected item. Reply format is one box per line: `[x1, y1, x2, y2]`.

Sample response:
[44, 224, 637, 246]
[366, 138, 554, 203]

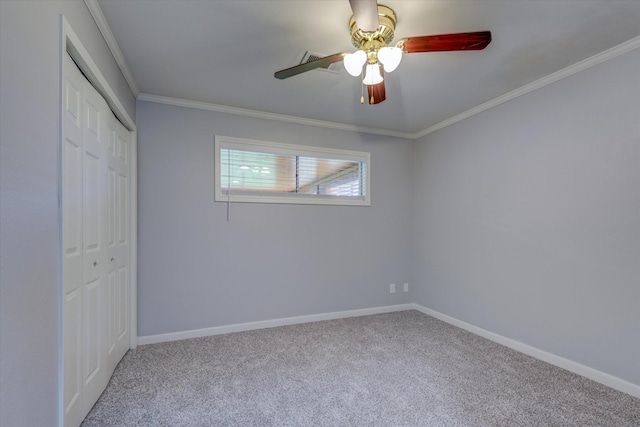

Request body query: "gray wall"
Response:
[0, 1, 135, 425]
[136, 101, 414, 336]
[1, 1, 637, 424]
[414, 49, 640, 385]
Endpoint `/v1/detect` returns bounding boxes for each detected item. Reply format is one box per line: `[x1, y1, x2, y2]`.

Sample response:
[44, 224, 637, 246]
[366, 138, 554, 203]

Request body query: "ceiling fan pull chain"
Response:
[360, 69, 365, 104]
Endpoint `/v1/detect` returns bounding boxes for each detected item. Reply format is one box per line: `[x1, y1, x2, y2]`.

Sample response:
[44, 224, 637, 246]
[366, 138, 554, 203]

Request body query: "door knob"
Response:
[111, 257, 115, 262]
[93, 260, 99, 267]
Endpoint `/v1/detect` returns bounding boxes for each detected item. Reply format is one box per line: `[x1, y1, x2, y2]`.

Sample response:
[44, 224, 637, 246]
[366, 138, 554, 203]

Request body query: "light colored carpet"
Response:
[82, 310, 640, 426]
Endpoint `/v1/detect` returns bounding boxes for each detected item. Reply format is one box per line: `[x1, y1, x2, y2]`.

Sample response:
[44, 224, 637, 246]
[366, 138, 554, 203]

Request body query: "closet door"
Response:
[106, 111, 130, 375]
[62, 52, 85, 427]
[62, 52, 129, 427]
[80, 65, 109, 415]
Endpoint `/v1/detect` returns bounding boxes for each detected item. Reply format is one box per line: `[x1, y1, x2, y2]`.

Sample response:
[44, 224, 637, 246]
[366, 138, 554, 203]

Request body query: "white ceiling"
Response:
[96, 0, 640, 135]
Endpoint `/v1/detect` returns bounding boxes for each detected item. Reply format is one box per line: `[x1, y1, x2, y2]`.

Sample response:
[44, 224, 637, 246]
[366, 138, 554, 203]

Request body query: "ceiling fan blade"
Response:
[400, 31, 492, 53]
[367, 79, 386, 104]
[349, 0, 379, 32]
[274, 52, 347, 79]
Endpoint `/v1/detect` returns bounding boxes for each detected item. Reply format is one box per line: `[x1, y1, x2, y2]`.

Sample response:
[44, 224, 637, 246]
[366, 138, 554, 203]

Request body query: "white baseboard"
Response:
[138, 302, 639, 398]
[138, 303, 414, 346]
[411, 304, 640, 399]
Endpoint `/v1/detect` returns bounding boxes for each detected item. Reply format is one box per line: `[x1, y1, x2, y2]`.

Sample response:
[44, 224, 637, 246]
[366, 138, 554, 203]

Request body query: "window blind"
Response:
[215, 136, 370, 206]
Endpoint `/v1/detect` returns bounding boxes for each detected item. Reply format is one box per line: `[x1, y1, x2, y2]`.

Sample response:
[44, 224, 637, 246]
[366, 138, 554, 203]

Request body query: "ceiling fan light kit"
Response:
[377, 46, 402, 72]
[346, 4, 401, 84]
[274, 1, 492, 105]
[363, 63, 384, 85]
[344, 50, 368, 76]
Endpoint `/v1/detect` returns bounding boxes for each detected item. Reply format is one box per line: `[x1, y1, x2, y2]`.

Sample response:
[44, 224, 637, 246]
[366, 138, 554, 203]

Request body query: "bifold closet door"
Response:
[106, 98, 130, 375]
[62, 52, 130, 427]
[62, 51, 86, 427]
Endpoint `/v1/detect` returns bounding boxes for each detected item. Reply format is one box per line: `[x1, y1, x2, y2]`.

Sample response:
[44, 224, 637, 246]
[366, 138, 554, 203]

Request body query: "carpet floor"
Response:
[82, 310, 640, 426]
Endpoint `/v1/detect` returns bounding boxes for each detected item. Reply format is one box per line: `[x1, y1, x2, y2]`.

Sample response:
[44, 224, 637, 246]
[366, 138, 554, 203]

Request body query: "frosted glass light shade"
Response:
[363, 64, 383, 85]
[378, 46, 402, 72]
[343, 50, 367, 76]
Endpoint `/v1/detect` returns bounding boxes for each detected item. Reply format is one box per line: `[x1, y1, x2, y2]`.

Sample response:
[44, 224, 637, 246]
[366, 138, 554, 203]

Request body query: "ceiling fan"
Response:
[274, 0, 492, 105]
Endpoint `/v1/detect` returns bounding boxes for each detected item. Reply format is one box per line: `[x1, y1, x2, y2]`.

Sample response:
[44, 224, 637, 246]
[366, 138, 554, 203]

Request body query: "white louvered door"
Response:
[62, 52, 130, 427]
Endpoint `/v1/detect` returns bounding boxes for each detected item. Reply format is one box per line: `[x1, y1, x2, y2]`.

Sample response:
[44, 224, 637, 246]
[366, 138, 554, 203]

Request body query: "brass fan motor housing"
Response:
[349, 4, 397, 49]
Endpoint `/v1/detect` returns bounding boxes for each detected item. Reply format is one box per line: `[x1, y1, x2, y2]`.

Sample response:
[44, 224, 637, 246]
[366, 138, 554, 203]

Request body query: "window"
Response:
[215, 136, 370, 206]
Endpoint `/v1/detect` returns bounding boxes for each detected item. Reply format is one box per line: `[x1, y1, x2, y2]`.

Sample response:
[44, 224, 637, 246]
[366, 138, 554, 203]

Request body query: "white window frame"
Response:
[215, 135, 371, 206]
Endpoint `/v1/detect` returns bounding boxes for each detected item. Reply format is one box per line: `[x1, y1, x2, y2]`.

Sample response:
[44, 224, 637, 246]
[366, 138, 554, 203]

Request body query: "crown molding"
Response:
[139, 36, 639, 140]
[414, 35, 640, 139]
[136, 93, 416, 139]
[80, 2, 639, 141]
[84, 0, 140, 97]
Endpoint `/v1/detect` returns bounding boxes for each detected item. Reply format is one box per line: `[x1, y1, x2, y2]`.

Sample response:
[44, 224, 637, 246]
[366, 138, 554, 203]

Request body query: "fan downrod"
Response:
[349, 4, 397, 50]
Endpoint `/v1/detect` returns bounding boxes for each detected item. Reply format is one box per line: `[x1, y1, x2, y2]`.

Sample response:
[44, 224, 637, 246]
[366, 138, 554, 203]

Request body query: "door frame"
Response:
[58, 15, 138, 426]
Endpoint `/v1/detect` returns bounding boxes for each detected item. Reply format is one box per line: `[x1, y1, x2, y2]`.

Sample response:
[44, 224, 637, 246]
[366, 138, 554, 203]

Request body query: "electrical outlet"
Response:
[403, 283, 409, 292]
[390, 283, 396, 294]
